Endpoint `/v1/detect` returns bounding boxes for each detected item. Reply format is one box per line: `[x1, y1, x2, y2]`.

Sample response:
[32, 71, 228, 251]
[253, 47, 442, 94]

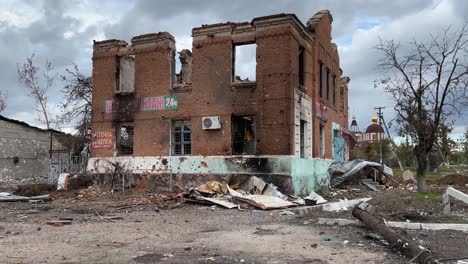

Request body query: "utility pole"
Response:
[374, 106, 386, 165]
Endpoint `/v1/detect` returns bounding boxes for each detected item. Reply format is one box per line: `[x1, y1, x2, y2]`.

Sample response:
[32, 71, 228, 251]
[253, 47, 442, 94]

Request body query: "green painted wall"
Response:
[290, 158, 333, 196]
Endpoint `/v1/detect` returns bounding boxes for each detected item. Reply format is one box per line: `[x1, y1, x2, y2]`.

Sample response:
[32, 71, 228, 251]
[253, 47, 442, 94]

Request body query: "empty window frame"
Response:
[326, 69, 331, 101]
[116, 123, 134, 156]
[116, 55, 135, 93]
[232, 116, 255, 155]
[340, 85, 345, 112]
[300, 120, 306, 158]
[298, 47, 305, 88]
[332, 75, 336, 106]
[319, 63, 326, 98]
[172, 120, 192, 155]
[319, 125, 325, 158]
[233, 43, 256, 83]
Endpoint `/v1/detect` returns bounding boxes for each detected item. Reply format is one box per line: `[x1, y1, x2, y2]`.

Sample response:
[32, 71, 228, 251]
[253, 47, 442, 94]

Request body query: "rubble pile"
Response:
[184, 176, 327, 210]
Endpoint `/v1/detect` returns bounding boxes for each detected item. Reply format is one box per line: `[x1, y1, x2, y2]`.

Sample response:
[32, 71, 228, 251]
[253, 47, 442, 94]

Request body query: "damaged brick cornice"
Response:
[93, 39, 129, 50]
[92, 47, 173, 60]
[193, 38, 231, 48]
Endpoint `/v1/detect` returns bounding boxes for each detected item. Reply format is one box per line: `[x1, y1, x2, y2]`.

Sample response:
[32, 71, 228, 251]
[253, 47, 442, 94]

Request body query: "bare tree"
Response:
[0, 90, 6, 112]
[375, 24, 468, 192]
[17, 54, 55, 129]
[59, 64, 92, 138]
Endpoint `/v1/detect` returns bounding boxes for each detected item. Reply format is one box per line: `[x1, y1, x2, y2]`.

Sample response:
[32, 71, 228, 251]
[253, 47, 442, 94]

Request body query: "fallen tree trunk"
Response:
[352, 203, 438, 264]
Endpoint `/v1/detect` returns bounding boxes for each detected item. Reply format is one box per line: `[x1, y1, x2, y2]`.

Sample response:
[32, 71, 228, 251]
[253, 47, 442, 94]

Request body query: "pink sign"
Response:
[104, 100, 113, 113]
[140, 96, 165, 111]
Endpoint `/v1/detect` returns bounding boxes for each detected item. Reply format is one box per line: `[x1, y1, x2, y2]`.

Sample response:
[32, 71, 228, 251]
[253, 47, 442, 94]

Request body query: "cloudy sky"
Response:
[0, 0, 467, 138]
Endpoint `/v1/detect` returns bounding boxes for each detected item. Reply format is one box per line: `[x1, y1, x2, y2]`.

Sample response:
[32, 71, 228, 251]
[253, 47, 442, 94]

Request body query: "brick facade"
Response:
[90, 10, 349, 160]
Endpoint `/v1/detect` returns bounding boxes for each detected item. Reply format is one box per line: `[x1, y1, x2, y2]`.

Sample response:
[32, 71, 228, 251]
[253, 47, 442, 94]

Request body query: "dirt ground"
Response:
[0, 187, 467, 264]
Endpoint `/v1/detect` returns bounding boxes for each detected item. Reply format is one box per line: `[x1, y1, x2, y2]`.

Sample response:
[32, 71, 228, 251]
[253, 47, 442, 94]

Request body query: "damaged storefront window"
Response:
[116, 123, 134, 156]
[232, 116, 255, 155]
[172, 120, 192, 155]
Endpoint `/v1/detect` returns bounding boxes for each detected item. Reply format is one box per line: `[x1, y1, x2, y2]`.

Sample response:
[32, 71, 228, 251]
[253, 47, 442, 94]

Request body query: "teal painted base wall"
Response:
[88, 156, 333, 196]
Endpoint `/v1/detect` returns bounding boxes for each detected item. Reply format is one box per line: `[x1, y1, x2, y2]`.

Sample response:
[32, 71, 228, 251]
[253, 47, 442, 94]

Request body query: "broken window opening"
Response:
[116, 123, 134, 156]
[173, 49, 192, 89]
[232, 116, 255, 155]
[300, 120, 306, 158]
[172, 120, 192, 155]
[233, 43, 256, 83]
[298, 47, 305, 88]
[326, 69, 331, 101]
[116, 55, 135, 93]
[319, 124, 325, 158]
[332, 75, 336, 107]
[319, 63, 326, 98]
[340, 85, 345, 112]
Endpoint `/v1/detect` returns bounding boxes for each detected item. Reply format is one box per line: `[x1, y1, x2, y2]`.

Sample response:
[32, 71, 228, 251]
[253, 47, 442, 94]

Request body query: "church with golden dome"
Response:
[349, 116, 387, 144]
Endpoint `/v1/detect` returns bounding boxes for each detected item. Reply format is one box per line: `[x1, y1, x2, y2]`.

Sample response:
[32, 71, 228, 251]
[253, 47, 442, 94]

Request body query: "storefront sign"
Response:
[139, 95, 178, 111]
[103, 95, 178, 113]
[91, 130, 114, 149]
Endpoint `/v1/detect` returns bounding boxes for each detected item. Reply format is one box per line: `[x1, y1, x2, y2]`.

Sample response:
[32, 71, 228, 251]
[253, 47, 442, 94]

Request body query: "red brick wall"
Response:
[91, 13, 349, 159]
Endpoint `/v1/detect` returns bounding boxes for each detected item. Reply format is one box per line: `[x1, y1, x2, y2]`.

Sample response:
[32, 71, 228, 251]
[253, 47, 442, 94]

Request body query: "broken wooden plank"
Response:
[353, 202, 438, 264]
[46, 220, 72, 226]
[361, 180, 379, 192]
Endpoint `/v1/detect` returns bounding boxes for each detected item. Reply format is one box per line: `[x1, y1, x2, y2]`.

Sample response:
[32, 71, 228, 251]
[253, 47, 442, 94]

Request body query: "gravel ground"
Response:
[0, 187, 467, 263]
[0, 194, 407, 264]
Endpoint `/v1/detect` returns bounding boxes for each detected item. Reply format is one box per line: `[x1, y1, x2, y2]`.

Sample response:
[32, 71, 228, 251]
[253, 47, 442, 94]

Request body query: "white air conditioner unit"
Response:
[202, 116, 221, 130]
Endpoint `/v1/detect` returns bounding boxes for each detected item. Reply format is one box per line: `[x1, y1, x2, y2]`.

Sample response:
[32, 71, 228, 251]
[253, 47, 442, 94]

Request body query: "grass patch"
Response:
[431, 216, 468, 224]
[415, 191, 443, 199]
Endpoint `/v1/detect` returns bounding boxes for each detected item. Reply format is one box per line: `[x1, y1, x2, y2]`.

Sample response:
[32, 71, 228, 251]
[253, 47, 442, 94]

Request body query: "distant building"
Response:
[350, 116, 387, 144]
[0, 115, 82, 187]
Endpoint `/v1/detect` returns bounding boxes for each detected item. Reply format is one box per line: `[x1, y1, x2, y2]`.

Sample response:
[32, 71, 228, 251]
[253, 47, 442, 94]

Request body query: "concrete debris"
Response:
[239, 176, 266, 195]
[57, 173, 72, 191]
[199, 197, 238, 209]
[279, 210, 296, 216]
[0, 193, 50, 202]
[304, 191, 327, 205]
[402, 170, 415, 182]
[263, 184, 286, 199]
[322, 198, 372, 212]
[228, 187, 295, 210]
[443, 186, 468, 215]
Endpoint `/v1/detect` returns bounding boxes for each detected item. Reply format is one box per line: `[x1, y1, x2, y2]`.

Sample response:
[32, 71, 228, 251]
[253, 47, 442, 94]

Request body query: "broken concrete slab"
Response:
[318, 218, 468, 232]
[443, 186, 468, 215]
[304, 191, 327, 205]
[228, 187, 295, 210]
[200, 197, 238, 209]
[322, 198, 372, 212]
[0, 193, 50, 202]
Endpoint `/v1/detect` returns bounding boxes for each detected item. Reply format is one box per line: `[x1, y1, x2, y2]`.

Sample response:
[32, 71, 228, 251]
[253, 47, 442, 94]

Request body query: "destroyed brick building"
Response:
[88, 10, 350, 195]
